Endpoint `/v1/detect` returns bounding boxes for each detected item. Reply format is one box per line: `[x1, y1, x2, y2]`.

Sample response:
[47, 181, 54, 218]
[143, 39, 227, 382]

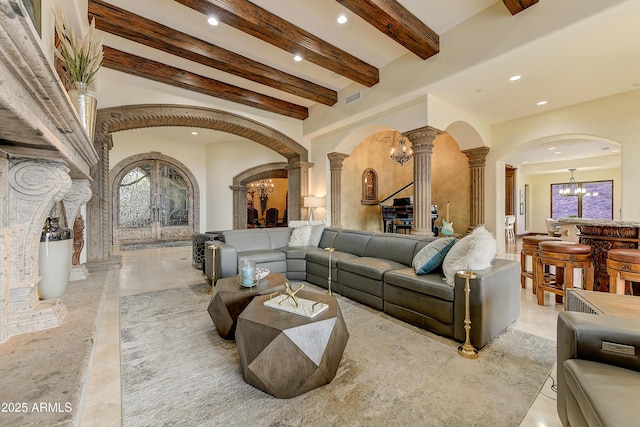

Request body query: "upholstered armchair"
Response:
[557, 311, 640, 426]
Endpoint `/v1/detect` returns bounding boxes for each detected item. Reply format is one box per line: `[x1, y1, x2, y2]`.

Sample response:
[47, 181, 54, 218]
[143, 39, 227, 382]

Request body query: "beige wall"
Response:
[339, 131, 470, 233]
[247, 178, 288, 222]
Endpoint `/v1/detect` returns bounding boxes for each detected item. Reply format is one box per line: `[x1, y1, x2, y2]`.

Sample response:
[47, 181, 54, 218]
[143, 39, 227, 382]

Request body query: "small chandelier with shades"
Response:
[390, 137, 413, 166]
[559, 168, 586, 197]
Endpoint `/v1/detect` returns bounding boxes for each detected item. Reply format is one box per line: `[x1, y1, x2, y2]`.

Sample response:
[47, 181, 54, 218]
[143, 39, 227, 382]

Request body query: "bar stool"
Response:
[536, 241, 593, 309]
[606, 248, 640, 295]
[520, 235, 561, 293]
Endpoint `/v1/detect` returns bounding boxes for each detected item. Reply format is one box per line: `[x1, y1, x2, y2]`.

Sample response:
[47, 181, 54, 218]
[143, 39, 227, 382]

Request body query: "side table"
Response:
[207, 273, 287, 339]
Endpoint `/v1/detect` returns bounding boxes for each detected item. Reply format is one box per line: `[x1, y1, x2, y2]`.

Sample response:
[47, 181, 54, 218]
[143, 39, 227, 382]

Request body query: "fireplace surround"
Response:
[0, 1, 98, 343]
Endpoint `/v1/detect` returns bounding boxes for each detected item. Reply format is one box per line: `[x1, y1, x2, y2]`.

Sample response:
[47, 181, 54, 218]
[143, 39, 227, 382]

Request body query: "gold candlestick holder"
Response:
[324, 247, 335, 296]
[457, 270, 479, 359]
[207, 244, 219, 295]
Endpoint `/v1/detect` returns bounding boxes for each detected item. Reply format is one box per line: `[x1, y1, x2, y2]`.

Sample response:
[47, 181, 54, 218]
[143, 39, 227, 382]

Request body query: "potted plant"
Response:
[53, 7, 103, 141]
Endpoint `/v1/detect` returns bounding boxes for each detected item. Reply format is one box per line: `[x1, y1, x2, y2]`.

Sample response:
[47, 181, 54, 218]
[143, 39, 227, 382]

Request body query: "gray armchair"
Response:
[557, 311, 640, 427]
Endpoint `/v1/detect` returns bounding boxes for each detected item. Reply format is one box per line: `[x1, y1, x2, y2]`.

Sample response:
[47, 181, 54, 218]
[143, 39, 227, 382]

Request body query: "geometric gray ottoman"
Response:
[236, 290, 349, 398]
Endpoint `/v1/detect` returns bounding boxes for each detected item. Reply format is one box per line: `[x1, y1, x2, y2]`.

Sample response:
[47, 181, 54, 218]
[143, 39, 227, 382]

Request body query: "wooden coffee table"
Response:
[207, 273, 287, 339]
[235, 289, 349, 398]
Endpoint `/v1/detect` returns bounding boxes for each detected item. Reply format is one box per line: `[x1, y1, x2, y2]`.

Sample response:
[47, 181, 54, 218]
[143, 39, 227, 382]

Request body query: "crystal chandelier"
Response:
[559, 168, 585, 196]
[390, 137, 413, 166]
[250, 179, 274, 199]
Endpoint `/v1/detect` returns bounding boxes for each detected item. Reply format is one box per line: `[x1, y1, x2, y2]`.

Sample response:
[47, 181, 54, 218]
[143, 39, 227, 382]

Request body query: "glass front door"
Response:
[114, 160, 192, 246]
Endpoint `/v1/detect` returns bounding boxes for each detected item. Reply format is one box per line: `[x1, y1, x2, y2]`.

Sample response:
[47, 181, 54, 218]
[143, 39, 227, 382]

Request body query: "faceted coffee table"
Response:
[235, 289, 349, 398]
[207, 273, 287, 339]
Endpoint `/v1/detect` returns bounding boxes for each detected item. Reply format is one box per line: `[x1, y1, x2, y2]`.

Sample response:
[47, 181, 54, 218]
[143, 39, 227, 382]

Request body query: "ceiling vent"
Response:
[345, 91, 361, 104]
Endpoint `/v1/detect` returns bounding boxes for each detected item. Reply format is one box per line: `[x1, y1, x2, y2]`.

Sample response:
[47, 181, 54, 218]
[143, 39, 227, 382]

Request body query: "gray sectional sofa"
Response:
[204, 226, 520, 348]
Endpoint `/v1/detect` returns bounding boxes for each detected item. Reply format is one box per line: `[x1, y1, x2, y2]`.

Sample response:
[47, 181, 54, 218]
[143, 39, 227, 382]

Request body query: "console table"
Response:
[559, 219, 640, 293]
[567, 289, 640, 320]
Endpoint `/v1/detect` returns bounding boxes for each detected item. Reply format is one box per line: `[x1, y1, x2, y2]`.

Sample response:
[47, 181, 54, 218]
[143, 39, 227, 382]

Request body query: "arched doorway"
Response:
[111, 152, 199, 246]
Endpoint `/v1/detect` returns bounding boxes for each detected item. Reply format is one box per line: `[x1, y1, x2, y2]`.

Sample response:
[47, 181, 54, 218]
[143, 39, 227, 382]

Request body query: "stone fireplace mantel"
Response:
[0, 1, 99, 343]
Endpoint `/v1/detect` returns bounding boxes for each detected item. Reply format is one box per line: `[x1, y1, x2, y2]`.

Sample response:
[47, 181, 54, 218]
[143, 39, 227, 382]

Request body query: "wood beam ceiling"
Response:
[173, 0, 379, 87]
[102, 46, 309, 120]
[336, 0, 439, 60]
[502, 0, 539, 15]
[88, 0, 337, 106]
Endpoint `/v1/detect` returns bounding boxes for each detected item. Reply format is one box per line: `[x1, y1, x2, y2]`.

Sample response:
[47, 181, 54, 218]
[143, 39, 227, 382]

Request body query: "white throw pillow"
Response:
[442, 225, 497, 285]
[288, 220, 325, 247]
[288, 225, 312, 247]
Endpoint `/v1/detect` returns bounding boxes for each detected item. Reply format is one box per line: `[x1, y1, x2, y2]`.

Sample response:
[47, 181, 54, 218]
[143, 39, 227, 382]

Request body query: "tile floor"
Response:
[80, 238, 564, 426]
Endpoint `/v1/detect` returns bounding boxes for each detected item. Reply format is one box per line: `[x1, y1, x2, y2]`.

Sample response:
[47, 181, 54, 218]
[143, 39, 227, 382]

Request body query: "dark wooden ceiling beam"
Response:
[102, 46, 308, 120]
[502, 0, 539, 15]
[174, 0, 379, 87]
[88, 0, 336, 106]
[336, 0, 439, 60]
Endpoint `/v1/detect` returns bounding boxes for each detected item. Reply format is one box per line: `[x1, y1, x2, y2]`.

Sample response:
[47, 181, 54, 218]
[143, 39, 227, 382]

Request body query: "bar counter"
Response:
[559, 219, 640, 292]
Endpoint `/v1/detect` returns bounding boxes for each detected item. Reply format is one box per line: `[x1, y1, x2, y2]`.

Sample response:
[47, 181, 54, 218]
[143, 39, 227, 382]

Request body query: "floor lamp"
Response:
[303, 196, 324, 221]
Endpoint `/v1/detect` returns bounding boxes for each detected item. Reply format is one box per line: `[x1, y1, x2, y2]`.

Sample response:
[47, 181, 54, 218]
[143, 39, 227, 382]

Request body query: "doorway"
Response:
[112, 156, 196, 246]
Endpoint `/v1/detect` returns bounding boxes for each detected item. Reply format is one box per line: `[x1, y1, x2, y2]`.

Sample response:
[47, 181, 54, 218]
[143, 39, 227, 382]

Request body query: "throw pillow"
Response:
[412, 237, 457, 275]
[288, 220, 326, 247]
[288, 225, 312, 247]
[442, 225, 497, 285]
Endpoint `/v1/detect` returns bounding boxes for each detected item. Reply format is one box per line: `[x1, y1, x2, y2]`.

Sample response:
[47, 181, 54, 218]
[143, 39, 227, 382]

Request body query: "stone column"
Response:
[7, 159, 72, 338]
[462, 147, 490, 229]
[87, 132, 113, 262]
[406, 127, 440, 236]
[63, 180, 92, 280]
[327, 152, 349, 227]
[230, 185, 249, 229]
[286, 160, 312, 221]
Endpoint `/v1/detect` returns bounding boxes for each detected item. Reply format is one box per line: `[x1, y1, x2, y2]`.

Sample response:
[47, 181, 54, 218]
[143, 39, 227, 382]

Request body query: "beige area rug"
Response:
[120, 283, 556, 427]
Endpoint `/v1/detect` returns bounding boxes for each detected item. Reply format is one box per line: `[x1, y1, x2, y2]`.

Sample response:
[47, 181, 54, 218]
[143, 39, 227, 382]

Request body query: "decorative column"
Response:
[327, 152, 349, 227]
[87, 132, 113, 262]
[230, 184, 249, 229]
[462, 147, 490, 229]
[286, 160, 312, 221]
[7, 159, 72, 338]
[63, 180, 92, 280]
[406, 127, 440, 236]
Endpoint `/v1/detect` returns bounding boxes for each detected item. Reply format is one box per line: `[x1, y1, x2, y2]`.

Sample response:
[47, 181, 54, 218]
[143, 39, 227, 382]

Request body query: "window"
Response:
[550, 180, 613, 219]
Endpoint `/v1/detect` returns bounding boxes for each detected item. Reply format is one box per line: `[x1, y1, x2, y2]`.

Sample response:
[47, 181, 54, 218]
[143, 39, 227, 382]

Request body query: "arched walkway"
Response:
[87, 104, 310, 262]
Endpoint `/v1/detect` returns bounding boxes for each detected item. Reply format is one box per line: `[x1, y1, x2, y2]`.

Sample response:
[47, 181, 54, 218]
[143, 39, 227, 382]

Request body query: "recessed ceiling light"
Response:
[633, 82, 640, 87]
[612, 149, 620, 153]
[337, 15, 347, 24]
[191, 131, 198, 136]
[555, 151, 562, 155]
[207, 17, 219, 26]
[522, 161, 529, 164]
[293, 55, 302, 62]
[548, 147, 556, 150]
[509, 75, 521, 82]
[537, 100, 548, 106]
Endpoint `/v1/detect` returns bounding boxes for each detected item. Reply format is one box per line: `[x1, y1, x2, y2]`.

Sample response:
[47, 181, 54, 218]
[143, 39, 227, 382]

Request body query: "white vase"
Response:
[38, 219, 73, 299]
[68, 81, 97, 142]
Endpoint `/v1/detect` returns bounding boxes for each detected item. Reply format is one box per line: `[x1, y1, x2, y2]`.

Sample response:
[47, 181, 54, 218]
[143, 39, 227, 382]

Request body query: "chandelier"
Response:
[390, 137, 413, 166]
[249, 179, 274, 199]
[558, 168, 585, 197]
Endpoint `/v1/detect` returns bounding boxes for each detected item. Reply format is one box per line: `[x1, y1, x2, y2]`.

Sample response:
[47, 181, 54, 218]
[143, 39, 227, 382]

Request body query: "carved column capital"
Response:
[327, 152, 349, 171]
[405, 126, 441, 152]
[462, 147, 490, 168]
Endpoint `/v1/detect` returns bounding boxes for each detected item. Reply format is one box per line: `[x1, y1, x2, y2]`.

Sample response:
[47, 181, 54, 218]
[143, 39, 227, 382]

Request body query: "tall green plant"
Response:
[53, 7, 103, 85]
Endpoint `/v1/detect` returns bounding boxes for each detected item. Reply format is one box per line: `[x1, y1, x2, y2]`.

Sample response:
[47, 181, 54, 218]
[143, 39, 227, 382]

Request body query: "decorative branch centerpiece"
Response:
[53, 7, 103, 141]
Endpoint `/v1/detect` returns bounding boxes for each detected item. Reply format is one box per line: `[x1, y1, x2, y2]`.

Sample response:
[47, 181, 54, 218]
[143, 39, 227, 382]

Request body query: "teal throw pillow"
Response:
[412, 237, 457, 275]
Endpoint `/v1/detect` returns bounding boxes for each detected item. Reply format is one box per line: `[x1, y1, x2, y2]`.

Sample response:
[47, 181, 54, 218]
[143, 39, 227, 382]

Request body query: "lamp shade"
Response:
[303, 196, 325, 208]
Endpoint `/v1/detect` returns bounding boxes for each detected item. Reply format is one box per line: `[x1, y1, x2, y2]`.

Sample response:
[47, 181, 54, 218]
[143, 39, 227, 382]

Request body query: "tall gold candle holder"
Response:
[457, 270, 479, 359]
[324, 247, 335, 296]
[207, 244, 219, 295]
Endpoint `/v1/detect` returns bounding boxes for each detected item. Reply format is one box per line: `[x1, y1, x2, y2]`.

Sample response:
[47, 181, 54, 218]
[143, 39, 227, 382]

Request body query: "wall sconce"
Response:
[303, 196, 325, 220]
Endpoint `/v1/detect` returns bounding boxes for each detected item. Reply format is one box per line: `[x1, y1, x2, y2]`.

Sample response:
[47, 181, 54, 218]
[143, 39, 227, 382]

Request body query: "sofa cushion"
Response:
[267, 228, 292, 249]
[442, 225, 497, 284]
[280, 246, 322, 259]
[318, 228, 339, 249]
[222, 229, 271, 252]
[306, 249, 358, 267]
[384, 268, 454, 302]
[412, 237, 457, 274]
[332, 230, 374, 256]
[364, 234, 421, 266]
[289, 220, 326, 247]
[237, 250, 285, 264]
[288, 225, 312, 246]
[565, 359, 640, 427]
[337, 257, 406, 280]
